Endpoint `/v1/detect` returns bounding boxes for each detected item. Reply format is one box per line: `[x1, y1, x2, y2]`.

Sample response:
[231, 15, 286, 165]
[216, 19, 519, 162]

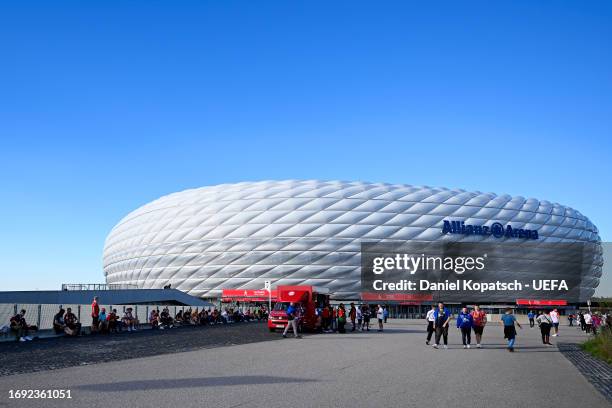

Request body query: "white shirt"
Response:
[550, 311, 560, 323]
[356, 307, 362, 319]
[426, 309, 436, 322]
[584, 313, 592, 324]
[377, 307, 384, 320]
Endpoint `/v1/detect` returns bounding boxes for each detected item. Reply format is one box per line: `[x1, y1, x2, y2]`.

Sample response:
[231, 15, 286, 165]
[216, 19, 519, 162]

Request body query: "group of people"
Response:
[282, 302, 389, 338]
[88, 296, 139, 334]
[426, 304, 490, 349]
[575, 310, 611, 335]
[149, 305, 268, 329]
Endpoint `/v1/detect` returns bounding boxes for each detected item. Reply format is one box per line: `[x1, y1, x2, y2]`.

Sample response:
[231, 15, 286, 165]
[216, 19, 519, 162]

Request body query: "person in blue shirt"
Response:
[432, 302, 451, 349]
[501, 308, 522, 352]
[527, 310, 535, 328]
[282, 302, 301, 339]
[456, 306, 474, 349]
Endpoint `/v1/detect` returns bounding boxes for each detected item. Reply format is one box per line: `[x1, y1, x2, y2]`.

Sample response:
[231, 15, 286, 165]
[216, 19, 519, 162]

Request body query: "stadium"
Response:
[103, 180, 603, 303]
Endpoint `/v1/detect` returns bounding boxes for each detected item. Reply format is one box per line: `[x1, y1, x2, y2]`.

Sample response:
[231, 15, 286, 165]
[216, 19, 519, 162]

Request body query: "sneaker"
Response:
[127, 327, 132, 332]
[425, 341, 429, 345]
[432, 344, 439, 349]
[282, 334, 287, 338]
[159, 326, 165, 330]
[467, 344, 471, 349]
[477, 344, 481, 348]
[443, 345, 448, 349]
[25, 336, 33, 341]
[552, 334, 557, 337]
[463, 345, 467, 349]
[19, 337, 26, 342]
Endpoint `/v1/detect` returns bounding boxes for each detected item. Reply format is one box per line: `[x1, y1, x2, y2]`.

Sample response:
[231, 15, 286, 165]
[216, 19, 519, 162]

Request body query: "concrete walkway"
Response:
[0, 320, 608, 408]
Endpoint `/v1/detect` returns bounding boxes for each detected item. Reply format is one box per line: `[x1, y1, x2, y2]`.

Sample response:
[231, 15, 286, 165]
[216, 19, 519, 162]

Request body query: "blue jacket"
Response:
[456, 312, 473, 329]
[433, 308, 451, 326]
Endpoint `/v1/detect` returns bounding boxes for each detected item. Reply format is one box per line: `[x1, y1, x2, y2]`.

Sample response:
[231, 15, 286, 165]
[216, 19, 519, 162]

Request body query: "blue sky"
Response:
[1, 1, 611, 294]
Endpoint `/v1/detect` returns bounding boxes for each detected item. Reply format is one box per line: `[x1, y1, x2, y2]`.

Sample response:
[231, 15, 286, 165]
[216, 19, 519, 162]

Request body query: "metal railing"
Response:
[60, 283, 139, 291]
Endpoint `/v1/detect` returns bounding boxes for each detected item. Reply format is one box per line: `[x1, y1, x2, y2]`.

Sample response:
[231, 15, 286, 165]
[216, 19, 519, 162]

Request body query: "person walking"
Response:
[568, 314, 574, 327]
[425, 305, 436, 345]
[356, 305, 363, 331]
[536, 310, 553, 345]
[282, 302, 301, 338]
[337, 304, 347, 333]
[362, 303, 371, 331]
[579, 311, 586, 332]
[592, 312, 602, 335]
[349, 303, 357, 332]
[501, 308, 522, 352]
[527, 310, 535, 328]
[584, 311, 593, 334]
[470, 305, 487, 348]
[432, 302, 451, 349]
[456, 306, 473, 349]
[550, 308, 560, 337]
[376, 304, 384, 332]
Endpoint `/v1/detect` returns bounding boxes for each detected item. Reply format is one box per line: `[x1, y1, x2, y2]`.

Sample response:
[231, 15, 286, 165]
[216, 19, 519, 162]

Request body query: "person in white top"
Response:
[425, 305, 436, 345]
[584, 312, 593, 334]
[356, 306, 363, 331]
[550, 308, 560, 337]
[376, 305, 384, 332]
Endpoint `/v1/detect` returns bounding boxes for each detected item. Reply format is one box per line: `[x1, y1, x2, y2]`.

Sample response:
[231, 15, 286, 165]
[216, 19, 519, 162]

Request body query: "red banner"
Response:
[222, 289, 277, 301]
[360, 292, 433, 302]
[516, 299, 567, 306]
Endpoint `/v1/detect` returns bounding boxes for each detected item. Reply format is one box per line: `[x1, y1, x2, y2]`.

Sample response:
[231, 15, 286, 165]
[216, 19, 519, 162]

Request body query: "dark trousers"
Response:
[540, 323, 551, 344]
[426, 321, 434, 342]
[435, 326, 448, 345]
[461, 327, 471, 345]
[529, 318, 535, 328]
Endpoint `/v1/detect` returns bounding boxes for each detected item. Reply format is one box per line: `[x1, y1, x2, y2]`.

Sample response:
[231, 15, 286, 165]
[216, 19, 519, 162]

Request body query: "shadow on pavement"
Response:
[76, 376, 318, 391]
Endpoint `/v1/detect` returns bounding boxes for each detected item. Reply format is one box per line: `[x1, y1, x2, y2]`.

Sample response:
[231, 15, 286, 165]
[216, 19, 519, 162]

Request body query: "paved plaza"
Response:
[0, 320, 609, 408]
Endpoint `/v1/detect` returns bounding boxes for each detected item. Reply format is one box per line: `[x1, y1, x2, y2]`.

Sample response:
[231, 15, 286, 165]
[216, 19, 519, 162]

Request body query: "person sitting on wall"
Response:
[64, 308, 81, 336]
[10, 309, 38, 342]
[98, 308, 109, 334]
[183, 309, 192, 325]
[158, 307, 174, 329]
[122, 308, 138, 332]
[53, 308, 66, 335]
[175, 310, 183, 324]
[149, 309, 159, 329]
[107, 309, 119, 333]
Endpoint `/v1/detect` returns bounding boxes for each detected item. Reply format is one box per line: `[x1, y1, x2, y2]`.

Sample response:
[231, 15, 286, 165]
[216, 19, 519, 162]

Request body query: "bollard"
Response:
[37, 304, 41, 329]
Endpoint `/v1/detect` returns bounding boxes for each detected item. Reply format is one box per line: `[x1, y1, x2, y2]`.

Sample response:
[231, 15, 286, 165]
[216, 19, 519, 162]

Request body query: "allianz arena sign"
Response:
[442, 220, 539, 240]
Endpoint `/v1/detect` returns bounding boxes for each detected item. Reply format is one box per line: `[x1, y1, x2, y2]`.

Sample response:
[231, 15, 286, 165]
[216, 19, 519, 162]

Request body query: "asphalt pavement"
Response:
[0, 320, 608, 408]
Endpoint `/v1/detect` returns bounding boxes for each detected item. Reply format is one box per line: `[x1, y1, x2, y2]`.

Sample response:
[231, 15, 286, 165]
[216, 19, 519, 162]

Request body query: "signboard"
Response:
[516, 299, 568, 306]
[222, 289, 278, 302]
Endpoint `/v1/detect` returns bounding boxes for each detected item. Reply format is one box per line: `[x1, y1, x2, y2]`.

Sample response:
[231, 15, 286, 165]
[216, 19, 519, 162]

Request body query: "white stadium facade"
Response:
[103, 180, 603, 302]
